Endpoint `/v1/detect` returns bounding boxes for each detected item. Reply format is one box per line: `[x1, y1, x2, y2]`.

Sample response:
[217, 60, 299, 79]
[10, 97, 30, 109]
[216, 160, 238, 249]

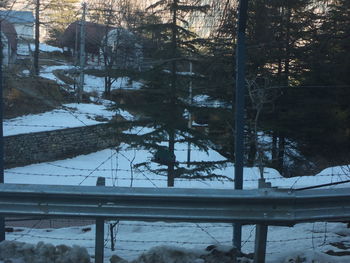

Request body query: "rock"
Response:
[110, 254, 129, 263]
[131, 246, 201, 263]
[0, 241, 91, 263]
[201, 245, 252, 263]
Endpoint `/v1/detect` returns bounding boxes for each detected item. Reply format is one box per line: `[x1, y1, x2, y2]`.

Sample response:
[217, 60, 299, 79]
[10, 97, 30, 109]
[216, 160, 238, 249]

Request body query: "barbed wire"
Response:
[7, 230, 339, 245]
[5, 170, 350, 183]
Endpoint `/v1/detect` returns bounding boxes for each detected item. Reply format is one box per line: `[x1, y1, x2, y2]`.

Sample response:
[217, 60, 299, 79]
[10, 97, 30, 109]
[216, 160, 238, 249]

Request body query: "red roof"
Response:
[60, 21, 113, 55]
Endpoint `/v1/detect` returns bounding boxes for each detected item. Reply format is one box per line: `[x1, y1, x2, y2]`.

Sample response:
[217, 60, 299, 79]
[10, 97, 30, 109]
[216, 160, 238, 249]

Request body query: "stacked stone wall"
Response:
[4, 123, 119, 168]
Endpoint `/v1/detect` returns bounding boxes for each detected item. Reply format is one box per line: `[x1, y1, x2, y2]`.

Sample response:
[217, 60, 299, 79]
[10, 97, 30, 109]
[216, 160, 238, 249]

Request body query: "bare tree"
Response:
[247, 77, 279, 178]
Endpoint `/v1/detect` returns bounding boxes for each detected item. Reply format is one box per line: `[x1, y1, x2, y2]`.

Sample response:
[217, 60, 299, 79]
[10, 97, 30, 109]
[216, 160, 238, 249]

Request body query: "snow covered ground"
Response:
[192, 94, 232, 109]
[3, 55, 350, 262]
[83, 74, 143, 95]
[17, 43, 62, 56]
[4, 138, 350, 262]
[3, 103, 117, 136]
[37, 64, 143, 95]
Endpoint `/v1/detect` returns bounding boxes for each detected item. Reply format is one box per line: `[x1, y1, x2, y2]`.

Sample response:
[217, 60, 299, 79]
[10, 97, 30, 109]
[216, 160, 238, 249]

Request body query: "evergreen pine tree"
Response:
[46, 0, 80, 45]
[112, 0, 231, 187]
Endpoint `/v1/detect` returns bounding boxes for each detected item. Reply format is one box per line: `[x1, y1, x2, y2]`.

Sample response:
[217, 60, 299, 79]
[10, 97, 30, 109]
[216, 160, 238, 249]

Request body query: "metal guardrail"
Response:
[0, 184, 350, 225]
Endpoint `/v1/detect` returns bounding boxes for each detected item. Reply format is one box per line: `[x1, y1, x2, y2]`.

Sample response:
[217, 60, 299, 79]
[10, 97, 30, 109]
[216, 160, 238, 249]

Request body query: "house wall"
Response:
[4, 123, 120, 168]
[15, 24, 34, 40]
[1, 33, 9, 66]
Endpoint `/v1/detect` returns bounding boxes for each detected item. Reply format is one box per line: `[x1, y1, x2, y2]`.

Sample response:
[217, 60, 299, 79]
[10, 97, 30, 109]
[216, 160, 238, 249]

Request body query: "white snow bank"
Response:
[6, 138, 349, 190]
[38, 65, 143, 95]
[0, 241, 90, 263]
[277, 250, 350, 263]
[4, 103, 116, 136]
[84, 75, 143, 95]
[40, 65, 75, 84]
[192, 95, 231, 109]
[17, 43, 62, 56]
[123, 126, 156, 135]
[40, 43, 62, 53]
[4, 221, 350, 263]
[162, 70, 204, 78]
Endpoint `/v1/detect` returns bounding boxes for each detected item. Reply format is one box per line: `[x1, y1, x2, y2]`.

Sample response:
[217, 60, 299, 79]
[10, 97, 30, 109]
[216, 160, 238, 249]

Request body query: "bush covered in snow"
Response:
[110, 245, 253, 263]
[279, 250, 350, 263]
[0, 241, 90, 263]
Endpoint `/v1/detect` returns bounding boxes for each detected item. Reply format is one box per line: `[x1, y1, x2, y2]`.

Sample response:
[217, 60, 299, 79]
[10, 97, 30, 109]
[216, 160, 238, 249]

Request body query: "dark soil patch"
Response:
[3, 75, 72, 118]
[326, 250, 350, 256]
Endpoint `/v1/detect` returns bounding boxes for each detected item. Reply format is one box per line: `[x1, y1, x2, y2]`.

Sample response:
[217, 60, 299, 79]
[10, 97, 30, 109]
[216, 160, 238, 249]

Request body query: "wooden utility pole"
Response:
[34, 0, 40, 75]
[77, 2, 87, 102]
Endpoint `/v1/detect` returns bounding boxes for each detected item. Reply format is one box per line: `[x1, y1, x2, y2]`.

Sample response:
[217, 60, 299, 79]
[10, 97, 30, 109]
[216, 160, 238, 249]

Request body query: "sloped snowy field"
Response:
[3, 54, 350, 262]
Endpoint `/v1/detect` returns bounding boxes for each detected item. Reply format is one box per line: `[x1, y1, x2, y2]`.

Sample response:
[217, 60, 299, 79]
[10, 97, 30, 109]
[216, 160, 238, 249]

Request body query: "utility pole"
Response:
[77, 2, 87, 102]
[233, 0, 249, 251]
[34, 0, 40, 75]
[0, 20, 5, 242]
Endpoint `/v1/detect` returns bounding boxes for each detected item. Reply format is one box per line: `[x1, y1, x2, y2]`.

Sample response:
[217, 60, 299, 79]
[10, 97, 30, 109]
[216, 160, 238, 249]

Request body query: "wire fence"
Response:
[1, 1, 349, 261]
[4, 218, 345, 260]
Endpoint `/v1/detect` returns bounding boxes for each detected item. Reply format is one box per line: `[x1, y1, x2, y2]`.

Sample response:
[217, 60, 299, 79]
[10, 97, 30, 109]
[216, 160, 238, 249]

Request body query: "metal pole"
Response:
[95, 177, 105, 263]
[78, 2, 87, 102]
[253, 178, 270, 263]
[0, 20, 5, 242]
[187, 60, 193, 167]
[34, 0, 40, 75]
[254, 224, 268, 263]
[233, 0, 249, 251]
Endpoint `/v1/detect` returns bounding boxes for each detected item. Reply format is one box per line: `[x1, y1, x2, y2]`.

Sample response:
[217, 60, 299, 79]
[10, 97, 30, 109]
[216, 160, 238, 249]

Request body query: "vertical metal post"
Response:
[95, 177, 105, 263]
[233, 0, 249, 251]
[34, 0, 40, 75]
[254, 225, 268, 263]
[187, 60, 193, 167]
[253, 178, 269, 263]
[78, 2, 87, 102]
[0, 20, 5, 242]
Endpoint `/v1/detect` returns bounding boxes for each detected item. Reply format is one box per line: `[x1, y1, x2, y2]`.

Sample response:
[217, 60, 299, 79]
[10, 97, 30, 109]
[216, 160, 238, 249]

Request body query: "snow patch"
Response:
[4, 103, 116, 136]
[278, 250, 350, 263]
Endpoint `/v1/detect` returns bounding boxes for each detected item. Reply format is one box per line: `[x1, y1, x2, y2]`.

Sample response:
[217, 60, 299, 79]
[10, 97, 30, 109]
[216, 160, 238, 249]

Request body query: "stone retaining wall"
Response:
[4, 123, 120, 168]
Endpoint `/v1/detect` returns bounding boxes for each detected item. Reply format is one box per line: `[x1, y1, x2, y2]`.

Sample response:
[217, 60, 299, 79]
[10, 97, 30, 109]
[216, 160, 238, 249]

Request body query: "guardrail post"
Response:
[253, 178, 270, 263]
[254, 224, 268, 263]
[95, 177, 105, 263]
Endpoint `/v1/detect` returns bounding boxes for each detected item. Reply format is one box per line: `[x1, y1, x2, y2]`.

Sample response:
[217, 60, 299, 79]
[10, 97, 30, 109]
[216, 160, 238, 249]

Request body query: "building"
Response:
[1, 20, 17, 66]
[61, 22, 143, 68]
[60, 21, 111, 64]
[102, 28, 143, 70]
[0, 10, 34, 40]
